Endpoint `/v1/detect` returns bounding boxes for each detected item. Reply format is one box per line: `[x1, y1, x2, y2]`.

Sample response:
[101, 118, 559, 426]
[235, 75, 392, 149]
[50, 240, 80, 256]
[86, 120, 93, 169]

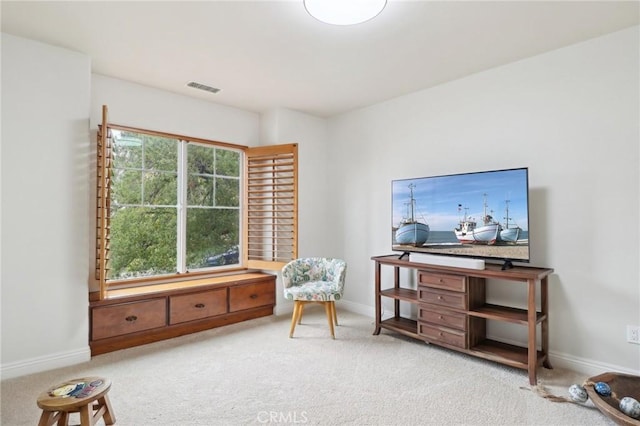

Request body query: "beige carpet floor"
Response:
[1, 309, 615, 425]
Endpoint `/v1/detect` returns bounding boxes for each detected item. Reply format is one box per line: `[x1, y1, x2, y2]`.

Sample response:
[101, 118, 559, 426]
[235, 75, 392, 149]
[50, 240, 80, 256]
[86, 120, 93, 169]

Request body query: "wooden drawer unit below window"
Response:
[229, 280, 275, 312]
[418, 306, 467, 331]
[91, 298, 167, 340]
[169, 288, 227, 325]
[418, 323, 467, 349]
[418, 271, 466, 292]
[418, 287, 467, 310]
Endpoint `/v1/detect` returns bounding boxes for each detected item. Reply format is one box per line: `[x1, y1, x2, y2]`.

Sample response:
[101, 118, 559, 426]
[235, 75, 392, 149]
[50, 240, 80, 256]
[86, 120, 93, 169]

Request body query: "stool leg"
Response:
[57, 412, 69, 426]
[79, 404, 92, 426]
[38, 411, 61, 426]
[100, 394, 116, 425]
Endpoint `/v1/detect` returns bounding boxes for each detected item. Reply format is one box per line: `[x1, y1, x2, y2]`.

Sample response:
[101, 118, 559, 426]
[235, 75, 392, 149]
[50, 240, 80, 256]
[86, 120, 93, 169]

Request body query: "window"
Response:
[96, 106, 297, 298]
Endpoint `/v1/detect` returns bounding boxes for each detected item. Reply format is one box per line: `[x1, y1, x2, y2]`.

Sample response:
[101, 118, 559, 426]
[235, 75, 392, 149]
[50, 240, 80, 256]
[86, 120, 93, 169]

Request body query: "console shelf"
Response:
[379, 287, 417, 302]
[469, 304, 546, 325]
[469, 340, 546, 370]
[380, 317, 420, 339]
[372, 254, 554, 385]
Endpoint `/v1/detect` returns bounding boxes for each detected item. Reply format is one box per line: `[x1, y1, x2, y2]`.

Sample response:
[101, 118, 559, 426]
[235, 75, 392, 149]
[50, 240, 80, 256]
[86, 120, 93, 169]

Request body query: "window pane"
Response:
[112, 169, 142, 205]
[144, 136, 178, 171]
[112, 132, 142, 169]
[104, 128, 246, 281]
[186, 208, 239, 269]
[216, 149, 240, 177]
[108, 206, 177, 279]
[143, 171, 177, 205]
[187, 144, 214, 175]
[187, 174, 213, 207]
[216, 177, 239, 207]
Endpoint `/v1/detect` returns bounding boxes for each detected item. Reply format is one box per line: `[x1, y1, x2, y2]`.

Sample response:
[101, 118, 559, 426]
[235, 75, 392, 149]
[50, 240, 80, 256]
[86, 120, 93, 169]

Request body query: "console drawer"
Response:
[169, 288, 227, 325]
[418, 287, 467, 310]
[418, 271, 466, 292]
[418, 323, 467, 349]
[92, 298, 166, 340]
[229, 280, 275, 312]
[418, 305, 467, 331]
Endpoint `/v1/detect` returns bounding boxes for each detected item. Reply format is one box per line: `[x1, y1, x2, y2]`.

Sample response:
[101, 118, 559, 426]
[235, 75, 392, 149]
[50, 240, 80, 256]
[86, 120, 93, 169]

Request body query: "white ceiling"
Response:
[2, 1, 638, 117]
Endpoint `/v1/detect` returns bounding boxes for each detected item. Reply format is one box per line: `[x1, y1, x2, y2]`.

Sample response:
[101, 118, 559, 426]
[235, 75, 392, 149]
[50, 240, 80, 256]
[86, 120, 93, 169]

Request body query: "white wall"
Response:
[260, 108, 331, 315]
[90, 75, 260, 146]
[327, 26, 640, 374]
[1, 34, 92, 378]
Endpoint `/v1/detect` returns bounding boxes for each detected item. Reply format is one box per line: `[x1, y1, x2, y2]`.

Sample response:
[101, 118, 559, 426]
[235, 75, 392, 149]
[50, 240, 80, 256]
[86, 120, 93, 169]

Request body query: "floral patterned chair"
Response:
[282, 258, 347, 339]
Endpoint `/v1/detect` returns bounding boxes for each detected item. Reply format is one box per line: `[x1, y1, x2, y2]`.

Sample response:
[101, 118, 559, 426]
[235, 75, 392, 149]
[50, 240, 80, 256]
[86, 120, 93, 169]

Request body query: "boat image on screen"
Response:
[395, 183, 430, 246]
[392, 168, 530, 264]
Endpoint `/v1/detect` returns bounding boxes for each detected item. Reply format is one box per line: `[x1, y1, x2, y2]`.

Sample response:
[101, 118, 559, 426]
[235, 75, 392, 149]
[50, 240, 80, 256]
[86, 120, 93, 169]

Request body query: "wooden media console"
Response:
[372, 255, 554, 385]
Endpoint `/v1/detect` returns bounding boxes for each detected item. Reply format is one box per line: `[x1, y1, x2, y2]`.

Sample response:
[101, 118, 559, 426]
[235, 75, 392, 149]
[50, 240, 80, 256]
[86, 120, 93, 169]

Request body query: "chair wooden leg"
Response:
[324, 302, 335, 339]
[289, 301, 302, 338]
[331, 301, 338, 325]
[298, 303, 304, 324]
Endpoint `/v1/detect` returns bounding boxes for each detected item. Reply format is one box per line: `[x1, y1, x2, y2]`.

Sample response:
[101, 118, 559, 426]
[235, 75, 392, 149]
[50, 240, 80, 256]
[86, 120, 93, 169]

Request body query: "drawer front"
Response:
[229, 280, 275, 312]
[418, 305, 467, 331]
[418, 323, 467, 349]
[418, 287, 467, 310]
[92, 298, 166, 340]
[418, 271, 466, 292]
[169, 288, 227, 325]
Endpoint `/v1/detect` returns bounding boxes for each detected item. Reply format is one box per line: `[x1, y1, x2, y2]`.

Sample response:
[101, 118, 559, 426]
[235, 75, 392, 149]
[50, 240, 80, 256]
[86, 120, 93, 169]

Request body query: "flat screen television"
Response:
[392, 167, 529, 268]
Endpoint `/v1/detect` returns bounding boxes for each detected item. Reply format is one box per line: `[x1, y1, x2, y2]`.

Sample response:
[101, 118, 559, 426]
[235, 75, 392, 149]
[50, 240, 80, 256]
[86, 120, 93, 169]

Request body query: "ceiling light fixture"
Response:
[304, 0, 387, 26]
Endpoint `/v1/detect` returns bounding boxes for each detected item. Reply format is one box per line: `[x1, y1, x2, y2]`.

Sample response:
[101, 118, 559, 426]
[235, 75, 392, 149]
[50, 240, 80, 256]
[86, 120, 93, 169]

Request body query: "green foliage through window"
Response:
[108, 130, 241, 280]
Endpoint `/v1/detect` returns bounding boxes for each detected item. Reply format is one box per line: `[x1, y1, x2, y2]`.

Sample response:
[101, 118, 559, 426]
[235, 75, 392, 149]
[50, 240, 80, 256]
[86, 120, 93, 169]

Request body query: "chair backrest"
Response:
[282, 258, 347, 289]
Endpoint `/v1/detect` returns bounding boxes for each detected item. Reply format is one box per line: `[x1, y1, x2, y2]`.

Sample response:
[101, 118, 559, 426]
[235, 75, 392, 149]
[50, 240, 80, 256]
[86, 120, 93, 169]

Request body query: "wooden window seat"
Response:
[89, 272, 276, 355]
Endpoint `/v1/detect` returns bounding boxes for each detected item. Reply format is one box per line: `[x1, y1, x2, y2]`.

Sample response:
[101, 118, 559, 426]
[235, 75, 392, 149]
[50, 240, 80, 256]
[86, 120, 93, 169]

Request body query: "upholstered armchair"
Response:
[282, 258, 347, 339]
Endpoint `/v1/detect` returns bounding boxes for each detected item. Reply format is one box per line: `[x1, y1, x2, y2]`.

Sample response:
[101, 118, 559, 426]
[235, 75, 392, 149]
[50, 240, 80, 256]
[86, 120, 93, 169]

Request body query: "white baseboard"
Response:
[409, 253, 485, 270]
[547, 349, 640, 377]
[1, 347, 91, 380]
[483, 334, 640, 377]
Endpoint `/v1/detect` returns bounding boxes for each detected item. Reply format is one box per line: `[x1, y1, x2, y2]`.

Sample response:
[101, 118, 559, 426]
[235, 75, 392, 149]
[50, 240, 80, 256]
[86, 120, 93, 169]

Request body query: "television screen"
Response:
[392, 167, 529, 264]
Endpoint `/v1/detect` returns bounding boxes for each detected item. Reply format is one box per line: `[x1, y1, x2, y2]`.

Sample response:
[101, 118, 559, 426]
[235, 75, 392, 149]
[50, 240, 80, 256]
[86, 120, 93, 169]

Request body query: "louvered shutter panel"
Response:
[96, 106, 112, 299]
[244, 144, 298, 270]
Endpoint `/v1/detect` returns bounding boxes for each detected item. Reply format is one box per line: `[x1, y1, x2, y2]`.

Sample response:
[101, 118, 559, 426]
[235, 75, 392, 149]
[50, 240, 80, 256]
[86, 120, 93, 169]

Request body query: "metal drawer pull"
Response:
[125, 315, 137, 322]
[438, 296, 443, 300]
[250, 294, 258, 299]
[195, 303, 205, 308]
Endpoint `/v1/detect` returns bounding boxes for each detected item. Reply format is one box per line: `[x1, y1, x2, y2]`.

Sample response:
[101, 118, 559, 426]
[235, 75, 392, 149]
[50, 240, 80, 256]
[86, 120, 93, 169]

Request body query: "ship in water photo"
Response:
[453, 194, 523, 245]
[395, 183, 429, 246]
[392, 168, 529, 261]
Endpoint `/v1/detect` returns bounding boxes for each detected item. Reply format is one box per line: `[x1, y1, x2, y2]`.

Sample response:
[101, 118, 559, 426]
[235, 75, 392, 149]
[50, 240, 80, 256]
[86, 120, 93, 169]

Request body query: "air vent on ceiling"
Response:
[186, 81, 221, 94]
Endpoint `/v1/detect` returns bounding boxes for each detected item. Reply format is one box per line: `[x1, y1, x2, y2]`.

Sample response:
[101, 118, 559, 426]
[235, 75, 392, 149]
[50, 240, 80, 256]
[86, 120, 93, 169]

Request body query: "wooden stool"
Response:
[37, 376, 116, 426]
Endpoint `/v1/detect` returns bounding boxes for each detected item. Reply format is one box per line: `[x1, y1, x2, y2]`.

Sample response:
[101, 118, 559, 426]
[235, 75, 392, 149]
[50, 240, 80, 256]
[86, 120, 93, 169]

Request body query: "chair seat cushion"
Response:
[284, 281, 342, 302]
